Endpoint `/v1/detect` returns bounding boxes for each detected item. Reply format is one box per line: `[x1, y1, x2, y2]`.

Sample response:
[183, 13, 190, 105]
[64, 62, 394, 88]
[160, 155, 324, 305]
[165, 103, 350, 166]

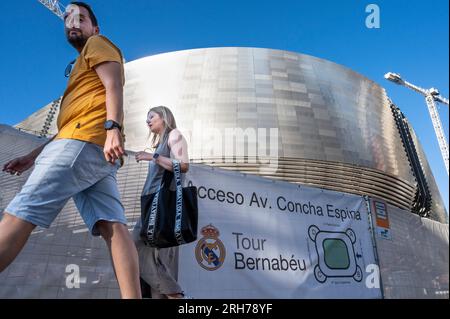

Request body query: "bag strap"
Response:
[173, 160, 184, 245]
[158, 159, 182, 189]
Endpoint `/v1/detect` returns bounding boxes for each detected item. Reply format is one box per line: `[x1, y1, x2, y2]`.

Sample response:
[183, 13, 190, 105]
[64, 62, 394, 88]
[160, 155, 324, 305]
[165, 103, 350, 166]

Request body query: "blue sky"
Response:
[0, 0, 448, 212]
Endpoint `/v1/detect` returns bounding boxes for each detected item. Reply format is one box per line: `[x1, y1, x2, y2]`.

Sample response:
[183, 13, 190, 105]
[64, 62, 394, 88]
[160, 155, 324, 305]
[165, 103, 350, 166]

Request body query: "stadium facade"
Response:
[16, 47, 448, 222]
[1, 47, 448, 298]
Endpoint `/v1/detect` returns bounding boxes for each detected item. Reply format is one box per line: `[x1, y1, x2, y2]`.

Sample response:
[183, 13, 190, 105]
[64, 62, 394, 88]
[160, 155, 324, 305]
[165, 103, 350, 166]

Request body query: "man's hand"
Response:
[2, 154, 36, 176]
[2, 135, 56, 176]
[135, 151, 153, 163]
[104, 128, 125, 164]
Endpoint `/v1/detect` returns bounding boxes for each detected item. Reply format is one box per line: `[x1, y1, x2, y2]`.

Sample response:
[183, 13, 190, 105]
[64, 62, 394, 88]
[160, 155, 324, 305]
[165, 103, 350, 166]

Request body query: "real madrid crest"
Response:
[195, 224, 226, 271]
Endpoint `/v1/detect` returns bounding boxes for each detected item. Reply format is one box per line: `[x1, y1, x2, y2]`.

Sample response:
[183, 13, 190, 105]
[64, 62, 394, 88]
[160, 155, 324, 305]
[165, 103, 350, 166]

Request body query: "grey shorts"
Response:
[5, 138, 127, 236]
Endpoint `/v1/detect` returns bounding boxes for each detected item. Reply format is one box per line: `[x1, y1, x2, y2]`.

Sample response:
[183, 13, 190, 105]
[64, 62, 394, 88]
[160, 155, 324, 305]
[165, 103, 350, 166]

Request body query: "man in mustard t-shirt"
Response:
[0, 2, 141, 298]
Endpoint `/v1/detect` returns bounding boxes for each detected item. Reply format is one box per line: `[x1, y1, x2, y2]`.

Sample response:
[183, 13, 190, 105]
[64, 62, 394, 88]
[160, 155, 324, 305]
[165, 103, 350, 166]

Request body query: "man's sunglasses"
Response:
[65, 59, 76, 78]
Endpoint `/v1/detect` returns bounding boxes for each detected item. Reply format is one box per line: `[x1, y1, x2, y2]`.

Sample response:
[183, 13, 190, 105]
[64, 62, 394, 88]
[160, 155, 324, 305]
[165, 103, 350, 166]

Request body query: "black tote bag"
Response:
[140, 160, 198, 248]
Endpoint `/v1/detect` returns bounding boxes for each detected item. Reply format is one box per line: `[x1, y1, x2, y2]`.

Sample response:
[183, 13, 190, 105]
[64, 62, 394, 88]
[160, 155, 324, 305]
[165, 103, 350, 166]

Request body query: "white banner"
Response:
[179, 165, 382, 299]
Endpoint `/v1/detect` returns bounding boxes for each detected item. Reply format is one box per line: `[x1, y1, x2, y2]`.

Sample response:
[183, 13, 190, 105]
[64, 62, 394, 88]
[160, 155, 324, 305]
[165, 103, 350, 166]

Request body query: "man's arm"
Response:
[2, 135, 56, 176]
[95, 61, 125, 164]
[29, 135, 57, 158]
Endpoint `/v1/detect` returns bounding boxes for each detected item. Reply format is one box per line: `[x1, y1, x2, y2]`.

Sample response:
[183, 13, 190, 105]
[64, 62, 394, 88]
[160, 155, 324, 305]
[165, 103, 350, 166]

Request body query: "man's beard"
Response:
[67, 32, 88, 50]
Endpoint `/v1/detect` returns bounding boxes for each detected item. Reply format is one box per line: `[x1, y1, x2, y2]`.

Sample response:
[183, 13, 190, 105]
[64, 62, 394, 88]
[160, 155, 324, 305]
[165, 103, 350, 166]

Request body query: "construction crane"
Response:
[38, 0, 65, 20]
[385, 72, 449, 175]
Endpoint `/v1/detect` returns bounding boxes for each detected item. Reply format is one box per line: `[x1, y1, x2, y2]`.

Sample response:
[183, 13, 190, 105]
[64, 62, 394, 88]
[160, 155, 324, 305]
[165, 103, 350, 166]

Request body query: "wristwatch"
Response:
[104, 120, 122, 131]
[153, 153, 160, 161]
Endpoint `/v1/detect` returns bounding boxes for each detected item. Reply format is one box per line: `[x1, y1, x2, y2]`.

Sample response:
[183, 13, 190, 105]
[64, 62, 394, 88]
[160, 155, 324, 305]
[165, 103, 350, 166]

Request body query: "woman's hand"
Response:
[135, 151, 153, 162]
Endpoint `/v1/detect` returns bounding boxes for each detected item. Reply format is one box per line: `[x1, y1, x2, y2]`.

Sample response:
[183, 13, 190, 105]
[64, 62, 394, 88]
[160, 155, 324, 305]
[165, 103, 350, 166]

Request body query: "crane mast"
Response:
[38, 0, 65, 20]
[424, 94, 449, 174]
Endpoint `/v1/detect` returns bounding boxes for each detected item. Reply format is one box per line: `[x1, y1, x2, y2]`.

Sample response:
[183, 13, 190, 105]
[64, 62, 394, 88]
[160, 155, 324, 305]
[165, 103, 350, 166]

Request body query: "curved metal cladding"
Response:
[10, 47, 447, 221]
[10, 48, 434, 221]
[110, 47, 442, 221]
[122, 47, 419, 214]
[409, 126, 448, 223]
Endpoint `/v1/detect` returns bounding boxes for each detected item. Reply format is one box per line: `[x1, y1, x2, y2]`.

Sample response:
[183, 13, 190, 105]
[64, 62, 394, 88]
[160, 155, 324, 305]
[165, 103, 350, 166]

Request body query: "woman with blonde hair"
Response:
[133, 105, 190, 299]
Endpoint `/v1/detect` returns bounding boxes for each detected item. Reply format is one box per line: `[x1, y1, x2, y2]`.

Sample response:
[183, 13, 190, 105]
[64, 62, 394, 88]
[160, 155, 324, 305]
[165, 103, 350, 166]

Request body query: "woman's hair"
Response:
[147, 106, 177, 149]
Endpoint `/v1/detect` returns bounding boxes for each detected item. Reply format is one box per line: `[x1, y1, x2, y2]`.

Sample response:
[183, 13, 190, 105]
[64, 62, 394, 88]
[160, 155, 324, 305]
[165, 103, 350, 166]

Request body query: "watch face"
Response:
[105, 120, 118, 130]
